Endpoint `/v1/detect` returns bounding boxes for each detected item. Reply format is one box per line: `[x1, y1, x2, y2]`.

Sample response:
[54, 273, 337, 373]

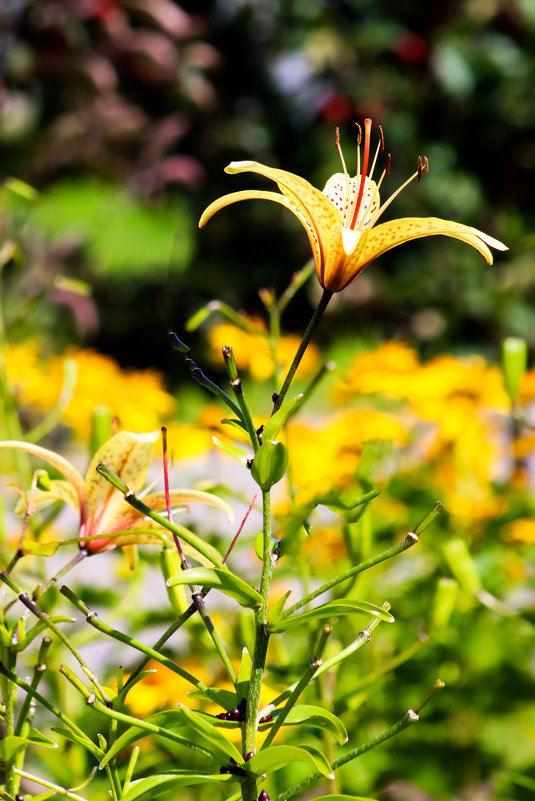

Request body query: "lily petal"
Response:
[339, 217, 508, 288]
[200, 188, 323, 278]
[115, 520, 224, 567]
[85, 430, 159, 534]
[0, 441, 86, 512]
[225, 160, 340, 262]
[14, 480, 81, 517]
[141, 489, 234, 523]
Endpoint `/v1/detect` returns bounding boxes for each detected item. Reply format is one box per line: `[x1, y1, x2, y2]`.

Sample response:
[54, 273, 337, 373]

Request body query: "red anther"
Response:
[424, 155, 429, 173]
[335, 127, 340, 148]
[385, 153, 391, 178]
[417, 156, 423, 182]
[378, 124, 385, 152]
[355, 122, 362, 146]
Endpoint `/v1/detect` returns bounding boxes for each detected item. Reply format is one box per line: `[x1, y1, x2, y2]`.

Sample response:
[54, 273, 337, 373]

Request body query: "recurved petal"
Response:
[225, 160, 340, 252]
[200, 189, 322, 276]
[123, 519, 225, 566]
[344, 217, 507, 280]
[141, 489, 234, 523]
[0, 441, 86, 505]
[199, 190, 298, 227]
[14, 480, 81, 517]
[85, 430, 159, 529]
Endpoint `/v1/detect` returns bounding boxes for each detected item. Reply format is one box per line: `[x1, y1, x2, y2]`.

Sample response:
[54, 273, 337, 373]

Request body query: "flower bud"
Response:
[250, 440, 289, 490]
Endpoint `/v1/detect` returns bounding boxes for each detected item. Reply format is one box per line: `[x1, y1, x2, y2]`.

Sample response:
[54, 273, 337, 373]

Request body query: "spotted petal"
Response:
[200, 189, 323, 277]
[338, 216, 509, 289]
[224, 161, 340, 267]
[85, 430, 159, 535]
[14, 480, 81, 517]
[0, 441, 86, 512]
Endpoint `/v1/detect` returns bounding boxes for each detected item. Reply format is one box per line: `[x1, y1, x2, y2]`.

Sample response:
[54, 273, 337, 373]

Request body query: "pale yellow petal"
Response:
[141, 489, 234, 523]
[200, 188, 322, 275]
[224, 160, 340, 261]
[122, 519, 224, 567]
[339, 217, 507, 288]
[0, 441, 86, 505]
[85, 430, 159, 531]
[14, 480, 81, 517]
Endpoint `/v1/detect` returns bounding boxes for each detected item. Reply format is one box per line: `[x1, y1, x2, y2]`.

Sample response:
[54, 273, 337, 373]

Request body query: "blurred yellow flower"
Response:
[286, 408, 407, 502]
[5, 343, 176, 439]
[207, 321, 319, 382]
[502, 518, 535, 545]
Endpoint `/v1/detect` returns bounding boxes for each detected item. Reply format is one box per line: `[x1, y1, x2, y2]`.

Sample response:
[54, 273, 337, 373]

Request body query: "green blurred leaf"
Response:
[51, 727, 104, 760]
[270, 600, 394, 633]
[0, 730, 57, 762]
[167, 567, 262, 609]
[32, 178, 193, 277]
[177, 704, 243, 763]
[121, 772, 234, 801]
[264, 704, 348, 745]
[245, 744, 333, 778]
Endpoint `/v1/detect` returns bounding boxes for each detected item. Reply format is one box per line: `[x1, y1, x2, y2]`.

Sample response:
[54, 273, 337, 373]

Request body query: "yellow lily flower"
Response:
[0, 430, 232, 565]
[200, 118, 507, 292]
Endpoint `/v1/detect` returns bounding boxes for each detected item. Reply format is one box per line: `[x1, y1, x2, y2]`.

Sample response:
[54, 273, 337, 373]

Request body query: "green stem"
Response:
[15, 635, 52, 734]
[3, 649, 17, 797]
[241, 491, 274, 801]
[262, 625, 332, 750]
[59, 585, 224, 707]
[281, 533, 418, 619]
[274, 709, 419, 801]
[194, 592, 237, 685]
[223, 346, 260, 452]
[0, 661, 93, 745]
[13, 769, 88, 801]
[15, 592, 110, 706]
[95, 463, 224, 568]
[272, 289, 332, 414]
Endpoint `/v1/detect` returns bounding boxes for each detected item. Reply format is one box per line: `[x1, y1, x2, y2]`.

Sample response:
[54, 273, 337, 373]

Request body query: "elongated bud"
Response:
[502, 337, 527, 402]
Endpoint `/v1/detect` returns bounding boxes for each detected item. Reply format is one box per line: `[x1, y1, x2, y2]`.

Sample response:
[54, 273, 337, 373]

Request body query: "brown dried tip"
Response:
[355, 122, 362, 146]
[385, 153, 391, 178]
[424, 155, 429, 173]
[378, 124, 385, 152]
[417, 156, 423, 182]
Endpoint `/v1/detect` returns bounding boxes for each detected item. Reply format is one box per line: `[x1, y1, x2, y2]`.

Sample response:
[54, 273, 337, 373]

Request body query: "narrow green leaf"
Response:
[187, 687, 236, 711]
[262, 394, 303, 441]
[99, 710, 214, 768]
[177, 705, 243, 763]
[0, 731, 57, 762]
[312, 795, 379, 801]
[212, 436, 251, 466]
[236, 647, 252, 702]
[317, 488, 380, 514]
[266, 590, 292, 626]
[20, 539, 61, 556]
[167, 567, 262, 609]
[244, 744, 333, 778]
[121, 772, 234, 801]
[261, 704, 347, 745]
[300, 744, 334, 779]
[269, 599, 394, 633]
[51, 726, 104, 760]
[15, 616, 75, 650]
[221, 418, 247, 433]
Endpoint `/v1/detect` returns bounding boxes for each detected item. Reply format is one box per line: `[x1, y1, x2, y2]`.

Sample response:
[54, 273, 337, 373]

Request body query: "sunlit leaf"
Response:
[262, 394, 304, 441]
[51, 727, 104, 760]
[269, 599, 394, 633]
[261, 704, 348, 745]
[167, 567, 262, 609]
[212, 436, 251, 465]
[245, 744, 333, 778]
[122, 772, 235, 801]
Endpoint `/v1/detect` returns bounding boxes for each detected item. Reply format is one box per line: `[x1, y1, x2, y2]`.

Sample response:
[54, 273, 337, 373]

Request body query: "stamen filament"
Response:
[350, 118, 372, 229]
[367, 170, 419, 229]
